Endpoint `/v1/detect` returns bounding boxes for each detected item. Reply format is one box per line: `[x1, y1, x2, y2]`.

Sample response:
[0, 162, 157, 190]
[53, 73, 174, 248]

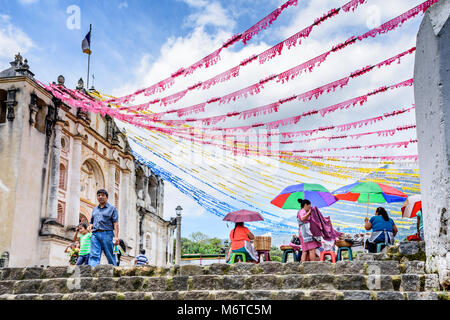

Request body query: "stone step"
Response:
[0, 290, 446, 301]
[0, 273, 440, 295]
[0, 260, 427, 280]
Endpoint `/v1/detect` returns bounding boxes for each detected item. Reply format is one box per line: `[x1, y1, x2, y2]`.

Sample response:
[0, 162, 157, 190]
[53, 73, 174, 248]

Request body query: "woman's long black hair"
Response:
[233, 222, 244, 238]
[376, 207, 389, 221]
[298, 198, 311, 209]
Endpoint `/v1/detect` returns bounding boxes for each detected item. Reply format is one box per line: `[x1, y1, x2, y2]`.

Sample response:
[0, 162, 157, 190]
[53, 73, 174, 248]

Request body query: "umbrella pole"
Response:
[367, 194, 370, 217]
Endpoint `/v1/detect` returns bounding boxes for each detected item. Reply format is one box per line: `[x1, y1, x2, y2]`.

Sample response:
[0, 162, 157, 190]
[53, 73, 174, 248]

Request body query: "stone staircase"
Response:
[0, 260, 448, 300]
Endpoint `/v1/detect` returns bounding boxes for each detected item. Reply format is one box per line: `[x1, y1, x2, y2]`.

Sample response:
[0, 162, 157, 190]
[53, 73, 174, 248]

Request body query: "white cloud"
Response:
[111, 0, 423, 230]
[182, 0, 236, 30]
[18, 0, 39, 4]
[0, 15, 33, 62]
[118, 2, 129, 10]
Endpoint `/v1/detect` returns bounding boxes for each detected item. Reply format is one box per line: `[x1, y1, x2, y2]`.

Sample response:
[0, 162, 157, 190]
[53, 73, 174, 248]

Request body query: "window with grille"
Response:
[57, 202, 65, 225]
[59, 163, 67, 190]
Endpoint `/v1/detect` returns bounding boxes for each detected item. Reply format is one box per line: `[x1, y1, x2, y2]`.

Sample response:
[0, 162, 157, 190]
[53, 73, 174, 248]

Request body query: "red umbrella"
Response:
[401, 195, 421, 218]
[223, 210, 264, 223]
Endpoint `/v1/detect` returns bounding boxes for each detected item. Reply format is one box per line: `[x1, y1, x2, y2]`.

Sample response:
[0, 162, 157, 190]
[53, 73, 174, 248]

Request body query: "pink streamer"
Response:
[336, 116, 383, 132]
[201, 66, 241, 90]
[390, 78, 414, 90]
[284, 25, 314, 49]
[219, 83, 264, 105]
[241, 0, 298, 45]
[239, 103, 281, 120]
[266, 115, 302, 130]
[184, 49, 222, 76]
[314, 8, 340, 26]
[259, 42, 284, 65]
[357, 0, 438, 41]
[342, 0, 367, 12]
[177, 103, 207, 117]
[298, 77, 350, 102]
[319, 96, 367, 117]
[160, 89, 188, 107]
[277, 52, 331, 84]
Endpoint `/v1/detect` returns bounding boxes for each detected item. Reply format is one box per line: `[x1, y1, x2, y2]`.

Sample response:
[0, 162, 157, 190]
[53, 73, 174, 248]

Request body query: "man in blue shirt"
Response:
[88, 189, 119, 267]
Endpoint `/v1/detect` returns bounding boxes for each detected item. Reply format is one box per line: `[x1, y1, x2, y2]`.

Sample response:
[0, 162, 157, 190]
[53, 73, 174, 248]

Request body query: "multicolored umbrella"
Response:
[333, 181, 408, 203]
[271, 183, 338, 209]
[332, 181, 408, 216]
[401, 195, 421, 218]
[223, 209, 264, 223]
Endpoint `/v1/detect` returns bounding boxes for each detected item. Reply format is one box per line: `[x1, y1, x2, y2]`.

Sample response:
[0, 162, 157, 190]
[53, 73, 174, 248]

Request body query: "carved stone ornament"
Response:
[29, 93, 39, 125]
[6, 88, 18, 121]
[57, 75, 65, 86]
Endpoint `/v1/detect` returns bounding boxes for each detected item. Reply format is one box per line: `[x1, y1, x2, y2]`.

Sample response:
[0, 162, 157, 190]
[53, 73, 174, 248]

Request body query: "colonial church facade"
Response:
[0, 53, 176, 267]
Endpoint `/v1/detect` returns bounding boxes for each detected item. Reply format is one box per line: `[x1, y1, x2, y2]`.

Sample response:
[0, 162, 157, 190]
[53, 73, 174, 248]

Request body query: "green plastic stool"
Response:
[337, 247, 353, 261]
[230, 252, 247, 264]
[282, 249, 299, 263]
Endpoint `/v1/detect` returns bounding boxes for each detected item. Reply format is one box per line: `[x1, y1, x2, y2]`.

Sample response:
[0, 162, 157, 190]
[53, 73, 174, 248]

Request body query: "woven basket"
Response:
[254, 236, 271, 251]
[335, 240, 353, 248]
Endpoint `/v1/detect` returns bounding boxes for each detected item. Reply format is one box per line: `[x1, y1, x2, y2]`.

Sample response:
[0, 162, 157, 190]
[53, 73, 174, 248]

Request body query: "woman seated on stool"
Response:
[228, 222, 258, 263]
[297, 199, 321, 262]
[364, 207, 398, 253]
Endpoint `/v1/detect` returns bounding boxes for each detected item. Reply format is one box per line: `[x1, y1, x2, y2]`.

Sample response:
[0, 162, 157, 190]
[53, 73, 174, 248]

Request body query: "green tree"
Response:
[179, 232, 226, 255]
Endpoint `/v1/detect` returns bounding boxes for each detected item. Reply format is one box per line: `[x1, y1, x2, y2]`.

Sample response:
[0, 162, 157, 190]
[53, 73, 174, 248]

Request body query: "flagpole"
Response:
[87, 24, 92, 90]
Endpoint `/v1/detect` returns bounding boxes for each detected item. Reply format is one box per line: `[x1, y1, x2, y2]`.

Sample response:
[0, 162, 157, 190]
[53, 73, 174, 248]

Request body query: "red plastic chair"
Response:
[320, 251, 336, 263]
[257, 250, 271, 263]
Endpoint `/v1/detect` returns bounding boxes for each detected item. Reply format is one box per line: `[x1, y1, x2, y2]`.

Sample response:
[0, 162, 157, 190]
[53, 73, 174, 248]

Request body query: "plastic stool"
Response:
[320, 251, 336, 263]
[337, 247, 353, 261]
[282, 249, 298, 263]
[376, 243, 388, 253]
[230, 252, 247, 264]
[257, 250, 271, 263]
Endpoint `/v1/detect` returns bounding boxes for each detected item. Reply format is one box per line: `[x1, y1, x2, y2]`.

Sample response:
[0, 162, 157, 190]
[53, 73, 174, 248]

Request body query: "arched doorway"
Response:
[80, 159, 105, 204]
[79, 206, 91, 225]
[79, 214, 89, 224]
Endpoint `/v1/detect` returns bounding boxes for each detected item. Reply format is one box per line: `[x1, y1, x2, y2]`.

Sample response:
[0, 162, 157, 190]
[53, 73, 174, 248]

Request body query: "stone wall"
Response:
[0, 77, 55, 267]
[0, 261, 447, 300]
[414, 0, 450, 287]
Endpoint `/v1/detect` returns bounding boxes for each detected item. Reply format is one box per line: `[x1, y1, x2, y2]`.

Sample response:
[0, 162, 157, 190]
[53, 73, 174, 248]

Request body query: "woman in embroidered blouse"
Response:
[297, 199, 321, 262]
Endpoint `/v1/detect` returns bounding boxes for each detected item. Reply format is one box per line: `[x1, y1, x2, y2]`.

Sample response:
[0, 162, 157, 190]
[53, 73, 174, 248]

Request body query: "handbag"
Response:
[290, 235, 301, 245]
[407, 234, 421, 241]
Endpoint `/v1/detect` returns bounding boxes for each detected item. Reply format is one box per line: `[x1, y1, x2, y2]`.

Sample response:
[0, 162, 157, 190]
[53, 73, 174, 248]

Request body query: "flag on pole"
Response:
[82, 31, 92, 55]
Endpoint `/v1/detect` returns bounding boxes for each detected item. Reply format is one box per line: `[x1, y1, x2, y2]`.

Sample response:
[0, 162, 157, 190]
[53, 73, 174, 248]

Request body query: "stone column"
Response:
[45, 120, 64, 221]
[175, 212, 182, 265]
[108, 160, 116, 207]
[143, 175, 150, 207]
[119, 169, 130, 240]
[414, 0, 450, 287]
[67, 135, 83, 228]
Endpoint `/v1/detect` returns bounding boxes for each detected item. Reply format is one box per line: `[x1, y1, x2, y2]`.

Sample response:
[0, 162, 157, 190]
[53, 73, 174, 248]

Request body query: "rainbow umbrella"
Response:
[332, 181, 408, 216]
[271, 183, 337, 209]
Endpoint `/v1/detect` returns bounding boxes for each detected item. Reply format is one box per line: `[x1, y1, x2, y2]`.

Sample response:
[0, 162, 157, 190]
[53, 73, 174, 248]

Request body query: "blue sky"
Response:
[0, 0, 289, 91]
[1, 0, 425, 242]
